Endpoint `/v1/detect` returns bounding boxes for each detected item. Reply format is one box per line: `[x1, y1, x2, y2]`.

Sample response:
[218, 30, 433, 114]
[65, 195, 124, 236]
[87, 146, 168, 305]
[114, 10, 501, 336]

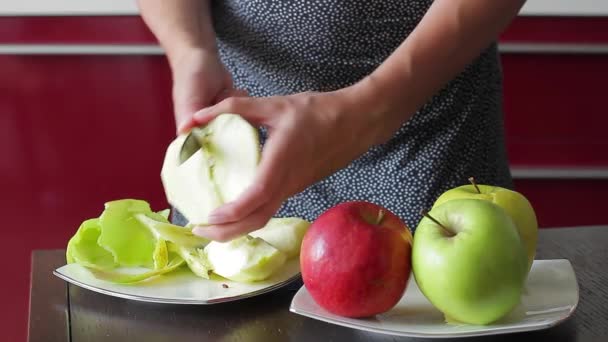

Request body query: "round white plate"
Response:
[290, 259, 578, 338]
[54, 258, 301, 304]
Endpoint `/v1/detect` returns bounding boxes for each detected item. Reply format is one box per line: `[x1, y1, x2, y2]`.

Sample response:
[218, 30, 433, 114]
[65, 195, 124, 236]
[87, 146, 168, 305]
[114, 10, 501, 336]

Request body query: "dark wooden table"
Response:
[28, 226, 608, 342]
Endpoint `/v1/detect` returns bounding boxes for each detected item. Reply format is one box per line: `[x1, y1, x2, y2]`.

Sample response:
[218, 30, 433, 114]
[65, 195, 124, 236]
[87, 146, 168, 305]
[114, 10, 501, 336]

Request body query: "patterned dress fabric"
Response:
[173, 0, 513, 231]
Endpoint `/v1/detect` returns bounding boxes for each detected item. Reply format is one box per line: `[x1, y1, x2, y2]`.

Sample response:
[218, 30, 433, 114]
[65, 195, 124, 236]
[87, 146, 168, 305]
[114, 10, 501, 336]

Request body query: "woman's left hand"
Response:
[185, 84, 401, 241]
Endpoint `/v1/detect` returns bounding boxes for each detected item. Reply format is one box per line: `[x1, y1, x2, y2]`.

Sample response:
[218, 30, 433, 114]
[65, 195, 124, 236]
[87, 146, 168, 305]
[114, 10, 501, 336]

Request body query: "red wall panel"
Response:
[501, 53, 608, 166]
[1, 54, 174, 342]
[513, 179, 608, 228]
[3, 15, 608, 45]
[0, 16, 156, 44]
[2, 13, 608, 342]
[501, 16, 608, 43]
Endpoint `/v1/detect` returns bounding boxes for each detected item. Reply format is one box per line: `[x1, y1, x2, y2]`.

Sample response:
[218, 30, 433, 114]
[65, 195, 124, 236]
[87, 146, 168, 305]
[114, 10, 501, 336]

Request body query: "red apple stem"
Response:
[468, 176, 481, 194]
[420, 210, 455, 237]
[375, 210, 386, 225]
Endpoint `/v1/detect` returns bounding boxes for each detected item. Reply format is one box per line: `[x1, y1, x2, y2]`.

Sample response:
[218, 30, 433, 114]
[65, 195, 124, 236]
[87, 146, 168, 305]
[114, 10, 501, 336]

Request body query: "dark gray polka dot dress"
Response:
[203, 0, 513, 232]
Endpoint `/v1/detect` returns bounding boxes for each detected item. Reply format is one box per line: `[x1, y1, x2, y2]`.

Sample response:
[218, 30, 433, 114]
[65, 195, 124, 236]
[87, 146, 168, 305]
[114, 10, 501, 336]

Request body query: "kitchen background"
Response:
[1, 1, 607, 341]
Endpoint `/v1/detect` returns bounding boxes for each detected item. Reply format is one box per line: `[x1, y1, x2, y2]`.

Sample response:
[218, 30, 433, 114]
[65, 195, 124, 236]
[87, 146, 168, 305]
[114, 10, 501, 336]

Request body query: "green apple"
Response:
[432, 178, 538, 274]
[249, 217, 310, 259]
[412, 198, 528, 325]
[160, 113, 260, 225]
[204, 235, 287, 282]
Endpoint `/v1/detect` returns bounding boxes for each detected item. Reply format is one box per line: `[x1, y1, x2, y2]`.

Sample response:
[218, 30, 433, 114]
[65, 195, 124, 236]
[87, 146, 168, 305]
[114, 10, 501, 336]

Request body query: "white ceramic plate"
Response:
[290, 259, 578, 338]
[54, 258, 301, 304]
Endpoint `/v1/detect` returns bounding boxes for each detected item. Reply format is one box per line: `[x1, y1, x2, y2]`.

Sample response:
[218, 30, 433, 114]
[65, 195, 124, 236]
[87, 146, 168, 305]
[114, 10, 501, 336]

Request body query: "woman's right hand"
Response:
[170, 48, 246, 134]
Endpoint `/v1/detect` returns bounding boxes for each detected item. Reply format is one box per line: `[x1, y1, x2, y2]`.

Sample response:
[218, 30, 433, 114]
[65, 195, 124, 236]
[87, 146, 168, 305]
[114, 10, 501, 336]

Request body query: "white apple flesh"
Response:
[199, 113, 260, 204]
[160, 135, 223, 225]
[249, 218, 310, 259]
[160, 114, 260, 225]
[204, 236, 287, 282]
[160, 113, 308, 283]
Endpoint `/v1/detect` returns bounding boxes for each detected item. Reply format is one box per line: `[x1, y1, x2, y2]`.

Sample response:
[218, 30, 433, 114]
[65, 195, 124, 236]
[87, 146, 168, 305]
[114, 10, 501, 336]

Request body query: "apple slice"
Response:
[160, 114, 260, 225]
[199, 113, 260, 203]
[204, 235, 287, 283]
[169, 244, 213, 279]
[249, 218, 310, 259]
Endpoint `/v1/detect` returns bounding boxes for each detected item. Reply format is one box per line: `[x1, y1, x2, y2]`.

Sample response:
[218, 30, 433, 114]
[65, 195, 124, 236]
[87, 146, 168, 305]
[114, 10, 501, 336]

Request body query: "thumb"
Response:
[174, 104, 199, 134]
[175, 89, 249, 134]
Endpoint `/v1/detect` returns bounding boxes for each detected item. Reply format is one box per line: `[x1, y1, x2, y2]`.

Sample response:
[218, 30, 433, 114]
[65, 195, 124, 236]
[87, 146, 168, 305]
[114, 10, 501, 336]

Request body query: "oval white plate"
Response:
[290, 259, 578, 338]
[54, 258, 301, 304]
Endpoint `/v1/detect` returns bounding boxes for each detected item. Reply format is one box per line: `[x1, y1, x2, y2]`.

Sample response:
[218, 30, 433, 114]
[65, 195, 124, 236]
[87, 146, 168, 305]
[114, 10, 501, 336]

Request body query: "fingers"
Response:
[191, 96, 271, 128]
[231, 89, 249, 97]
[172, 74, 217, 133]
[207, 182, 272, 225]
[176, 89, 251, 134]
[192, 201, 278, 242]
[174, 100, 206, 134]
[187, 96, 292, 242]
[204, 131, 290, 226]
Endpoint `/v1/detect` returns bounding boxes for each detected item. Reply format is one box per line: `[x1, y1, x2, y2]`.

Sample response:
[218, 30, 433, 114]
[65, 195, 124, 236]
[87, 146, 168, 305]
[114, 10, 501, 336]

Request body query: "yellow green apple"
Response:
[412, 199, 528, 325]
[432, 177, 538, 274]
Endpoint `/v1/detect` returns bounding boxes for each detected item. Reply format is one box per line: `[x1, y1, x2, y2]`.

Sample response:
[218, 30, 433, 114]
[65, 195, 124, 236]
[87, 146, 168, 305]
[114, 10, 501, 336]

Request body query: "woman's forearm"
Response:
[352, 0, 526, 144]
[137, 0, 217, 67]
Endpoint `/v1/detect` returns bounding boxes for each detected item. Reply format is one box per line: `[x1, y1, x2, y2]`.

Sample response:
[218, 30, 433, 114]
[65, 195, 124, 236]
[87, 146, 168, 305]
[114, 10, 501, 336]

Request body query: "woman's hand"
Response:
[170, 48, 246, 133]
[188, 84, 402, 242]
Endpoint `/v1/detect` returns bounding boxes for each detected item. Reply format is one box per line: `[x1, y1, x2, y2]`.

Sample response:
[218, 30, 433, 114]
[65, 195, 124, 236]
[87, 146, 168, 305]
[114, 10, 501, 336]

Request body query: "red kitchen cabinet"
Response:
[2, 13, 608, 342]
[501, 53, 608, 166]
[501, 16, 608, 44]
[500, 16, 608, 166]
[513, 179, 608, 228]
[1, 53, 174, 342]
[0, 16, 156, 44]
[499, 16, 608, 230]
[1, 53, 175, 230]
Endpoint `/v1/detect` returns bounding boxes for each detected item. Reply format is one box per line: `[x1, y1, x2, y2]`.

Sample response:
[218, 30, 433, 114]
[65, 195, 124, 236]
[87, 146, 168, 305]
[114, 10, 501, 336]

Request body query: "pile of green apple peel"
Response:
[66, 114, 310, 284]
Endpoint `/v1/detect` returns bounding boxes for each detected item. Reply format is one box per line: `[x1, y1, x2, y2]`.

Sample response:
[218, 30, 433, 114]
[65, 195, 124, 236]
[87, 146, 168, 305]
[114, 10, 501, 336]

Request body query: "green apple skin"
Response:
[412, 199, 528, 325]
[432, 184, 538, 274]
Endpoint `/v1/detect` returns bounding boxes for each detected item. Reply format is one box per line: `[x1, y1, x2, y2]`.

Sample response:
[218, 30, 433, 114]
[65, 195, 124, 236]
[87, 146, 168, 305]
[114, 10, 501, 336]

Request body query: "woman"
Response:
[138, 0, 525, 241]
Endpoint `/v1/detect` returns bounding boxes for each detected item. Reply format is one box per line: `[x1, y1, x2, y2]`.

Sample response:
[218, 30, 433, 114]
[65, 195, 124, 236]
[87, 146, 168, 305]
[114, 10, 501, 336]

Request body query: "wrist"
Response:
[166, 44, 219, 71]
[338, 71, 416, 146]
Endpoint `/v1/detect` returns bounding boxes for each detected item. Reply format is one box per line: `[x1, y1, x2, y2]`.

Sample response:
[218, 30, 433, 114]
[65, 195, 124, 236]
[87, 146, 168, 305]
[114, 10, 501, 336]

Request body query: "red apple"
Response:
[300, 201, 413, 318]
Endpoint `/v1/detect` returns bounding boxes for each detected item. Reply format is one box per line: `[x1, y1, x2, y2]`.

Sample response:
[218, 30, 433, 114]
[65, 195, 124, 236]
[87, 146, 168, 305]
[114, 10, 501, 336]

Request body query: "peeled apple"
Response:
[160, 114, 261, 225]
[62, 113, 306, 284]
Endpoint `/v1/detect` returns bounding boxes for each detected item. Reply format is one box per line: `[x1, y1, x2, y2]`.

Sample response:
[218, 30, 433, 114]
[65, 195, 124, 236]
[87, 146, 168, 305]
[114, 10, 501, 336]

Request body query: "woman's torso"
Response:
[211, 0, 438, 95]
[207, 0, 513, 230]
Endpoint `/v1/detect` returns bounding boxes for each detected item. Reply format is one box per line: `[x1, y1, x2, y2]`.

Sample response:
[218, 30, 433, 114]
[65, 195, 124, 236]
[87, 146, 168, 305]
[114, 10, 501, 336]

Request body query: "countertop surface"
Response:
[29, 226, 608, 342]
